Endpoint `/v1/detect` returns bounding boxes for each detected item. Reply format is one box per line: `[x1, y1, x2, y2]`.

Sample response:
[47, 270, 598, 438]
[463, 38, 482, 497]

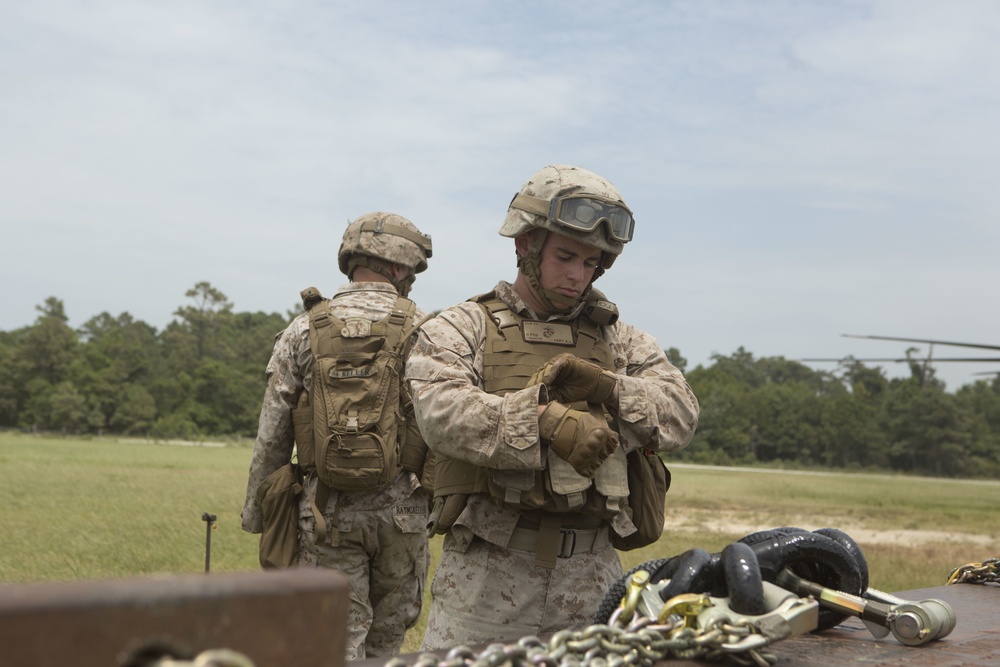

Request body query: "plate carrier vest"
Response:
[429, 290, 630, 539]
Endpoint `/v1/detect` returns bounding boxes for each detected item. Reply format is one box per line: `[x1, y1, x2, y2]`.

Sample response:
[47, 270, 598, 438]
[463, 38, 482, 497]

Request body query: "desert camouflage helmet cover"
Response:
[337, 212, 433, 277]
[499, 164, 629, 259]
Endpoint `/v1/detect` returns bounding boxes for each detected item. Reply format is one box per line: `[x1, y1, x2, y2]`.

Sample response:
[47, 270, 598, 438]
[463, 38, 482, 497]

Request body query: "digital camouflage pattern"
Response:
[337, 212, 432, 276]
[499, 164, 627, 260]
[298, 477, 428, 659]
[405, 280, 699, 648]
[423, 530, 622, 650]
[242, 281, 429, 660]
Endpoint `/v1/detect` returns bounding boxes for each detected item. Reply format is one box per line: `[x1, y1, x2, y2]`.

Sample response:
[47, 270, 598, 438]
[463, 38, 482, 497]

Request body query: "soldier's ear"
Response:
[514, 231, 534, 258]
[390, 262, 413, 282]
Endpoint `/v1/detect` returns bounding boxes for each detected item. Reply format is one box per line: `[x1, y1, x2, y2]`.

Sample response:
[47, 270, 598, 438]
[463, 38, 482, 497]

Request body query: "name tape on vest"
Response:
[522, 321, 575, 346]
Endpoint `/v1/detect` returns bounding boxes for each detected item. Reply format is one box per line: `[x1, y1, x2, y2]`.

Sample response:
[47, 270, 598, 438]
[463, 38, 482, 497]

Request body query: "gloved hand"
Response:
[528, 353, 617, 405]
[538, 401, 619, 478]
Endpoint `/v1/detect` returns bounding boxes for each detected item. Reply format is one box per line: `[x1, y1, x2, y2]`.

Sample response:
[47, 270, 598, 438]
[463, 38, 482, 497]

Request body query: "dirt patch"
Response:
[667, 509, 997, 549]
[117, 437, 227, 447]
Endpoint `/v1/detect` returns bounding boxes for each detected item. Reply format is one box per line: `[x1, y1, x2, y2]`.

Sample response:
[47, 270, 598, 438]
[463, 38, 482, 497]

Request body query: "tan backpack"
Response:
[293, 287, 417, 492]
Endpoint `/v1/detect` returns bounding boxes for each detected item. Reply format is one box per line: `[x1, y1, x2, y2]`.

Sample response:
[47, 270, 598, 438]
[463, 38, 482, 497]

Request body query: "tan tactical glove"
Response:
[538, 401, 619, 478]
[528, 353, 617, 405]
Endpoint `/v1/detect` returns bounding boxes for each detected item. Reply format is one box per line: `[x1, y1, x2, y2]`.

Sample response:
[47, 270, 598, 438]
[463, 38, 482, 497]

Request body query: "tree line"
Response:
[675, 347, 1000, 477]
[0, 282, 288, 441]
[3, 282, 999, 478]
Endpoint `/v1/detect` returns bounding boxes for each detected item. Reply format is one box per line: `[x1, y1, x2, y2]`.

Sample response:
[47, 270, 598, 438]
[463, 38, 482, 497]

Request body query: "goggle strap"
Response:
[509, 193, 551, 217]
[358, 219, 433, 256]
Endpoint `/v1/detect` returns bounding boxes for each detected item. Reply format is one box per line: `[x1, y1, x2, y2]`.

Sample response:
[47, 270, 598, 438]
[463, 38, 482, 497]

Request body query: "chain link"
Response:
[947, 557, 1000, 585]
[384, 613, 778, 667]
[148, 649, 257, 667]
[128, 614, 776, 667]
[135, 616, 778, 667]
[138, 592, 791, 667]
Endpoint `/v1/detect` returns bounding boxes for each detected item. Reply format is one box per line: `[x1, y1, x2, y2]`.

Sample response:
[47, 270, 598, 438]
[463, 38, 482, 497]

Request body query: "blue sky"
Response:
[2, 0, 999, 390]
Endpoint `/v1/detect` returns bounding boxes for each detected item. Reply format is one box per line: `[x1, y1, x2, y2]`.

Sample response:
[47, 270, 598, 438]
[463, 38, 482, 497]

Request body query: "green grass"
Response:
[1, 433, 997, 655]
[0, 433, 260, 581]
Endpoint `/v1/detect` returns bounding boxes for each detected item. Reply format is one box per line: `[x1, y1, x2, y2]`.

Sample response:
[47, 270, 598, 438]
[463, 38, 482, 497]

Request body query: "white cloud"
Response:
[2, 0, 999, 390]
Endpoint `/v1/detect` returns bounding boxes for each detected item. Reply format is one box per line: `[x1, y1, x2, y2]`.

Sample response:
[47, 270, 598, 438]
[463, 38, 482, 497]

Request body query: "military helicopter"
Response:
[802, 334, 1000, 386]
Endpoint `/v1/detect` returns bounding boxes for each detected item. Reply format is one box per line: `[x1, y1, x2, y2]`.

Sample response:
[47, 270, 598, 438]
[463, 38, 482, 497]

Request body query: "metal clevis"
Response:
[606, 526, 957, 657]
[777, 570, 957, 646]
[614, 568, 820, 653]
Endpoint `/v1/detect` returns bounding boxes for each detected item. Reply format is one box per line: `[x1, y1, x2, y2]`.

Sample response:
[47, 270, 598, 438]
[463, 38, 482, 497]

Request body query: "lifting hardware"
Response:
[776, 569, 956, 646]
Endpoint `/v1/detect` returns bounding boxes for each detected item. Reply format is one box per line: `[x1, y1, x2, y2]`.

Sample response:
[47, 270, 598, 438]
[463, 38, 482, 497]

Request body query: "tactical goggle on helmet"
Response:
[509, 192, 635, 243]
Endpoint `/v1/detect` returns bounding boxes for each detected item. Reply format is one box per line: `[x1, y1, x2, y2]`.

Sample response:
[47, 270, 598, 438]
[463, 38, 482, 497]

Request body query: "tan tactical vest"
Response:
[430, 290, 629, 528]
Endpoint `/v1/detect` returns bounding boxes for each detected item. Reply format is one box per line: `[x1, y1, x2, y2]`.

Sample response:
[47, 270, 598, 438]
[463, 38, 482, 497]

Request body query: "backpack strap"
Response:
[385, 295, 417, 353]
[300, 286, 325, 311]
[310, 480, 341, 547]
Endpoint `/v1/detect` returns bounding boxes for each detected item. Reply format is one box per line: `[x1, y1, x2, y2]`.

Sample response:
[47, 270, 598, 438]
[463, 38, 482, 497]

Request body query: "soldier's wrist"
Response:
[538, 401, 570, 441]
[594, 371, 618, 403]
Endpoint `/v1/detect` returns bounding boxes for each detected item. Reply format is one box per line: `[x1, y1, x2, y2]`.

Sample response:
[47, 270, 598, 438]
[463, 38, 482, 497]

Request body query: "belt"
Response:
[507, 524, 608, 561]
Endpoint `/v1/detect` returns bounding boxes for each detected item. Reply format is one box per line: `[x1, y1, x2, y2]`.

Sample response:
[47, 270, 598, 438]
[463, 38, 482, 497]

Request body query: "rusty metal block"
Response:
[0, 567, 349, 667]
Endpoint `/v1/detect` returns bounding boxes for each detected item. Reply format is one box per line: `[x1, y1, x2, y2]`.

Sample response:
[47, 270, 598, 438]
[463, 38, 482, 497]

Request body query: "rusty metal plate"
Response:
[0, 568, 350, 667]
[767, 583, 1000, 666]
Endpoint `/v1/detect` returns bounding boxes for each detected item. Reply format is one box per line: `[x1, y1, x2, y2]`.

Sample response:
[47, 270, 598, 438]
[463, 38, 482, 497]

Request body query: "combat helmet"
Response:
[338, 212, 433, 296]
[500, 164, 634, 311]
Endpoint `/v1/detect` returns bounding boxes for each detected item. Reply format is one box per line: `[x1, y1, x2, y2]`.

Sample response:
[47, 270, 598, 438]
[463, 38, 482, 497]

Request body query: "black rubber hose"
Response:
[749, 531, 861, 590]
[649, 554, 683, 583]
[721, 541, 765, 615]
[738, 526, 821, 582]
[591, 557, 673, 625]
[737, 526, 809, 547]
[749, 529, 868, 595]
[814, 527, 869, 591]
[747, 531, 863, 631]
[593, 527, 869, 630]
[652, 549, 728, 597]
[657, 548, 716, 602]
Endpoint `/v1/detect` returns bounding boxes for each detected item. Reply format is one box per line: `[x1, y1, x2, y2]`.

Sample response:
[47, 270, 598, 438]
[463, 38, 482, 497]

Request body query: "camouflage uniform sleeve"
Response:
[608, 321, 699, 453]
[404, 303, 545, 470]
[241, 316, 310, 533]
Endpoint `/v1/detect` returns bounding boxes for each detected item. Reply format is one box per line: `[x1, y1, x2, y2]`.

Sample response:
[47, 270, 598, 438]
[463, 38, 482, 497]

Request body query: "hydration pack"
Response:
[292, 286, 419, 492]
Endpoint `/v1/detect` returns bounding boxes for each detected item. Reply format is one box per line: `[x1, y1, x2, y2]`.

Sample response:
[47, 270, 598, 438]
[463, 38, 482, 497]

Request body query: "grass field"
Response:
[1, 433, 997, 653]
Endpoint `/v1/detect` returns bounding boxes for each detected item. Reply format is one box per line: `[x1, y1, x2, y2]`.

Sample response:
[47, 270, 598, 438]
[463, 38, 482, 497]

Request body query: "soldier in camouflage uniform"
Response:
[405, 165, 700, 649]
[241, 212, 433, 660]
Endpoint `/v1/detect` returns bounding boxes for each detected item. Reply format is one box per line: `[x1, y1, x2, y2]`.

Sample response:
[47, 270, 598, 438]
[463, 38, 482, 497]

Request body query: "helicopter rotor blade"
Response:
[802, 357, 1000, 363]
[842, 334, 1000, 352]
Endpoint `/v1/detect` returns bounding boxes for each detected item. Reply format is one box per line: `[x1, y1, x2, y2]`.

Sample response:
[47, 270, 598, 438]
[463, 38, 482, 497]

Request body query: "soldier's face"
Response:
[537, 233, 602, 302]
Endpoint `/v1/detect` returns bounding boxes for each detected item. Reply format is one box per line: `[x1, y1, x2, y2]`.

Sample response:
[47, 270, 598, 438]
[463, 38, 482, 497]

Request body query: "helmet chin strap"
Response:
[518, 230, 586, 314]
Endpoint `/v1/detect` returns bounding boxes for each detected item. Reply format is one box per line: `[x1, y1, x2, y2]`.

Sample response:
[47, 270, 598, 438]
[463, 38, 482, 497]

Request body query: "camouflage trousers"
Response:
[297, 490, 430, 661]
[420, 530, 624, 651]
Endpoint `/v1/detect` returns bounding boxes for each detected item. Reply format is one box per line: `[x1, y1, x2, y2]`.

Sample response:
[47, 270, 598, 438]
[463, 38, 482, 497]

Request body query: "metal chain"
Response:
[132, 614, 776, 667]
[384, 614, 778, 667]
[947, 557, 1000, 585]
[137, 616, 777, 667]
[148, 649, 256, 667]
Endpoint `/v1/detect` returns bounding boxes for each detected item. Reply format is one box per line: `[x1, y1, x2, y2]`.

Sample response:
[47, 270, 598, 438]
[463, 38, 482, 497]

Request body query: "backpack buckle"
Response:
[346, 411, 359, 433]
